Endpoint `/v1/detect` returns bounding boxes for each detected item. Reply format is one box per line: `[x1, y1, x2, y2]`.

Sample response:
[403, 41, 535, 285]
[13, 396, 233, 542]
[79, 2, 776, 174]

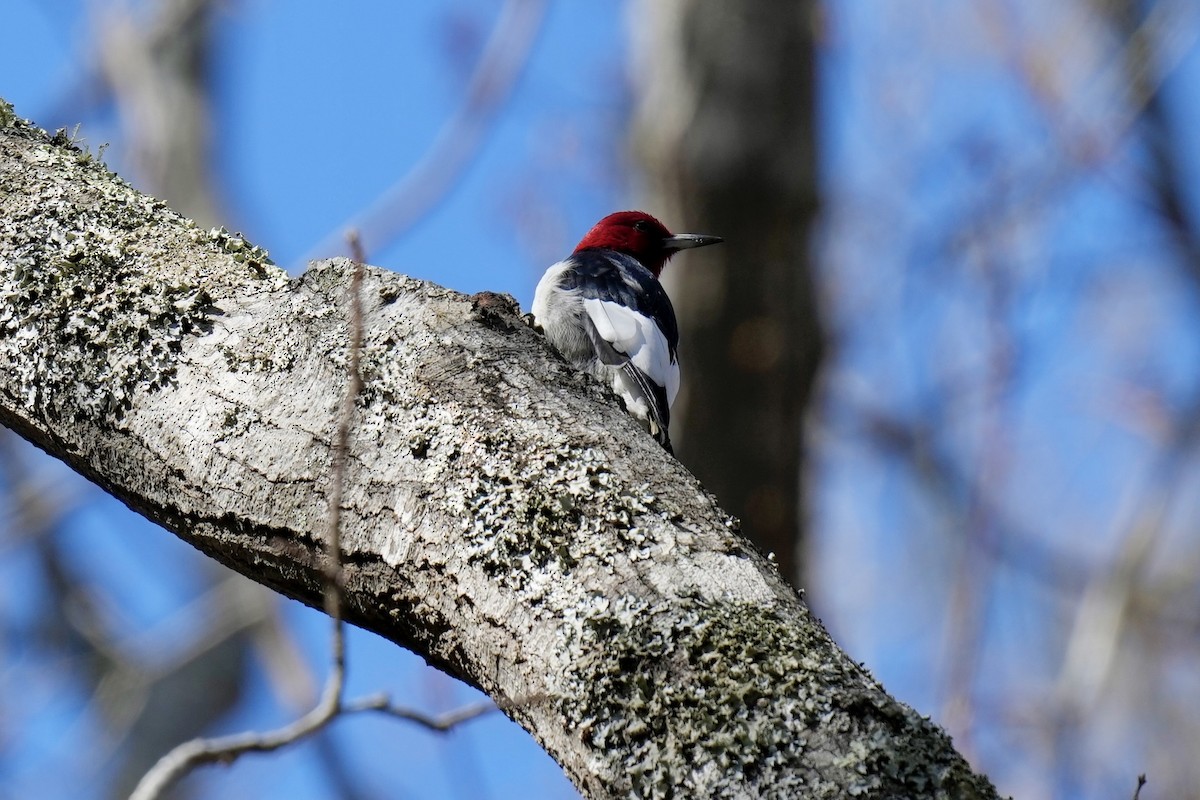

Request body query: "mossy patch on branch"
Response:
[559, 598, 994, 799]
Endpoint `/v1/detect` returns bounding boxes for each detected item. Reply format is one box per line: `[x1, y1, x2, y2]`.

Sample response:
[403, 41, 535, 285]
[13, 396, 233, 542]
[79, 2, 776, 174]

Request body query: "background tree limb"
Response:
[634, 0, 823, 585]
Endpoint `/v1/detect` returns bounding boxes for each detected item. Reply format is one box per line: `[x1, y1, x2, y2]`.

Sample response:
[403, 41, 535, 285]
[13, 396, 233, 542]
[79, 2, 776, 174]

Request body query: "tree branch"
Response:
[0, 101, 999, 799]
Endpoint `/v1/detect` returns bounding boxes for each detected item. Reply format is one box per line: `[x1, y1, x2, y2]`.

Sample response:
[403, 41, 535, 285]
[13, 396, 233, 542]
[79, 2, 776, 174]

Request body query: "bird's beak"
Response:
[663, 233, 723, 252]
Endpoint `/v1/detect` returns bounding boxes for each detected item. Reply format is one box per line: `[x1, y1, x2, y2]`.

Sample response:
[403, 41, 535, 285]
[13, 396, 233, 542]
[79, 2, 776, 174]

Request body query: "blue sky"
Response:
[812, 4, 1200, 796]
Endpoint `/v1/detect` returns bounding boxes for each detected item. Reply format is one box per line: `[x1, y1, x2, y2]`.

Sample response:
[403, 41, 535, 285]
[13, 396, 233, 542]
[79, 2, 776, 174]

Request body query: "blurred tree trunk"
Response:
[633, 1, 823, 586]
[96, 0, 224, 228]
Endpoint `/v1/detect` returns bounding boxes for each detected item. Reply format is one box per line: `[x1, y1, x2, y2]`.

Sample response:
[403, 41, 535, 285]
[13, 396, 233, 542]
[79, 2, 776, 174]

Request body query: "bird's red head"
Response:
[574, 210, 722, 277]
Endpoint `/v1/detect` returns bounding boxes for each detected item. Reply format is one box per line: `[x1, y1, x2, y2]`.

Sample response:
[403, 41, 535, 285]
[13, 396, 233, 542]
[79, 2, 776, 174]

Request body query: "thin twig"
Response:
[130, 260, 367, 800]
[322, 256, 366, 680]
[1132, 773, 1147, 800]
[344, 695, 500, 731]
[346, 228, 367, 265]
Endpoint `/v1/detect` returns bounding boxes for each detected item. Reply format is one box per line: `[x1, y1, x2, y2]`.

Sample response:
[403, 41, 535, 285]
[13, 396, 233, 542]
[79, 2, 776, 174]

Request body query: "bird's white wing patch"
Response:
[583, 296, 639, 343]
[582, 298, 680, 406]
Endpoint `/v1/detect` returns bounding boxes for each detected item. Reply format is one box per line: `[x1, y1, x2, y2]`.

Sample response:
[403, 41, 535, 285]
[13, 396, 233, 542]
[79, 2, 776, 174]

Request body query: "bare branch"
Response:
[345, 228, 367, 266]
[340, 694, 550, 732]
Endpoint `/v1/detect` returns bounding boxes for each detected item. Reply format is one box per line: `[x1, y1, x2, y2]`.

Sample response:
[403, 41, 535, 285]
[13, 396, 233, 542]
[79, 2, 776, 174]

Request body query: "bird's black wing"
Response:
[562, 249, 679, 359]
[565, 250, 677, 449]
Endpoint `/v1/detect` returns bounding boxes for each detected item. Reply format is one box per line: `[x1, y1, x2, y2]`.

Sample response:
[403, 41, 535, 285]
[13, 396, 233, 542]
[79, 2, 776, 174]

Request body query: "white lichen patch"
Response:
[0, 112, 285, 432]
[645, 549, 779, 605]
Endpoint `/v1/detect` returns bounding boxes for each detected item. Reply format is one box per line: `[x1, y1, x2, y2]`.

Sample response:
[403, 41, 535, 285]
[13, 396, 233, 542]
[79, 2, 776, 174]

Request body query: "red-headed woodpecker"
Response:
[532, 211, 722, 451]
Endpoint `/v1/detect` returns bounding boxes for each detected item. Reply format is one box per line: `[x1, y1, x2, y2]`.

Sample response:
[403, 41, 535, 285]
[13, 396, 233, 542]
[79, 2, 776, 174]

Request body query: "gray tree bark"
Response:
[0, 103, 998, 799]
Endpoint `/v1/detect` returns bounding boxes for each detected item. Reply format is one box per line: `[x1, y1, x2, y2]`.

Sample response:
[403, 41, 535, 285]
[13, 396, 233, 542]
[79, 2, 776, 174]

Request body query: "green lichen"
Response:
[190, 224, 273, 270]
[450, 439, 663, 595]
[555, 600, 997, 799]
[0, 99, 17, 131]
[0, 193, 209, 420]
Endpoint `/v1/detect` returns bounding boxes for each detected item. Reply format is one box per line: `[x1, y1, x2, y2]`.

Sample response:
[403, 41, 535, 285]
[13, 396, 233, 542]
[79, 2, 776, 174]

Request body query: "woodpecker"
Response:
[532, 210, 722, 451]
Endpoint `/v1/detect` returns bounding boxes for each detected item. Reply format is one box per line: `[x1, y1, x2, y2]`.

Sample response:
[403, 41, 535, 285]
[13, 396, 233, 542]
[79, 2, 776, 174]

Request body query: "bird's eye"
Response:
[633, 220, 650, 232]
